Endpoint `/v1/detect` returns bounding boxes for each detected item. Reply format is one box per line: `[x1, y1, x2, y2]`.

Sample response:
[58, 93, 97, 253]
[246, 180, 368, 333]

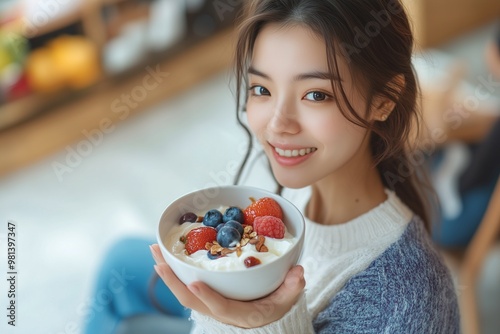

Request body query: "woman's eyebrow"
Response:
[248, 66, 341, 82]
[294, 71, 342, 82]
[248, 66, 270, 79]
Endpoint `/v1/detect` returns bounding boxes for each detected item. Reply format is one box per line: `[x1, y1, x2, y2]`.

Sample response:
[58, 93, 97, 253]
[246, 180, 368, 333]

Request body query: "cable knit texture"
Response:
[190, 188, 460, 333]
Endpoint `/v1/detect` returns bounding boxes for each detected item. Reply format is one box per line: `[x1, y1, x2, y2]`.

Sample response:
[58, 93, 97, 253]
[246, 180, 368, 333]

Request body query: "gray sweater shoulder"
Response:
[314, 217, 461, 334]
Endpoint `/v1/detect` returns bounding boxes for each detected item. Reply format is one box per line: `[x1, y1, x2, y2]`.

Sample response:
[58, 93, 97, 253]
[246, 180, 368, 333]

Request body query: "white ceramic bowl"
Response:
[157, 185, 305, 301]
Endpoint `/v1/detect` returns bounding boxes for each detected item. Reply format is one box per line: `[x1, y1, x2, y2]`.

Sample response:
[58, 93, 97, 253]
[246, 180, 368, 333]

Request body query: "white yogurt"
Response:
[166, 222, 295, 271]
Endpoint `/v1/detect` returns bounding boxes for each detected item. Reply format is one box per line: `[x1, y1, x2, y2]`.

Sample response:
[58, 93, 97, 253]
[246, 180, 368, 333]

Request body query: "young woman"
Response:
[150, 0, 460, 333]
[86, 1, 461, 333]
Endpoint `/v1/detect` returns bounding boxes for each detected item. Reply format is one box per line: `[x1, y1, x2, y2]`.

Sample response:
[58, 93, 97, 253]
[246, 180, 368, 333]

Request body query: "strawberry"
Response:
[243, 197, 283, 226]
[184, 227, 217, 255]
[253, 216, 285, 239]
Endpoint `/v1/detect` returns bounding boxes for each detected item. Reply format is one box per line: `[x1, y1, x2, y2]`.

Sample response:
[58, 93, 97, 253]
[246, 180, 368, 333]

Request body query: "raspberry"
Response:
[184, 227, 217, 255]
[253, 216, 285, 239]
[243, 197, 283, 226]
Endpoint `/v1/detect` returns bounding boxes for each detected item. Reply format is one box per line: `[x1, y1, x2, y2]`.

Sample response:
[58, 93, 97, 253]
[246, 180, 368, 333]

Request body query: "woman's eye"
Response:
[304, 91, 328, 101]
[250, 86, 270, 96]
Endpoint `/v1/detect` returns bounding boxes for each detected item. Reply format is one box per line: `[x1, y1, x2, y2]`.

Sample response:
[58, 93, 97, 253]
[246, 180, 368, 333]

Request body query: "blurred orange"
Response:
[26, 35, 101, 93]
[50, 35, 101, 89]
[26, 47, 64, 92]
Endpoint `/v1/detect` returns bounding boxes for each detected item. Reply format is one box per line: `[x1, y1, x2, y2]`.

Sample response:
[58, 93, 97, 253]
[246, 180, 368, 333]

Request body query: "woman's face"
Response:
[246, 23, 373, 189]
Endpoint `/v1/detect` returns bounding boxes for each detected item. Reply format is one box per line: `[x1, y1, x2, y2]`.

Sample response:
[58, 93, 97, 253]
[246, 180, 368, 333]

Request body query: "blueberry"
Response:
[223, 207, 244, 224]
[224, 220, 243, 235]
[216, 223, 225, 232]
[179, 212, 198, 224]
[207, 251, 221, 260]
[203, 209, 223, 228]
[217, 226, 241, 248]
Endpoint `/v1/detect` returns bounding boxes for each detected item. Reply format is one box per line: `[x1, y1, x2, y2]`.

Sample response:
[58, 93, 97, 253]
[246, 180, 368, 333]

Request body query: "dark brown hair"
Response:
[232, 0, 430, 229]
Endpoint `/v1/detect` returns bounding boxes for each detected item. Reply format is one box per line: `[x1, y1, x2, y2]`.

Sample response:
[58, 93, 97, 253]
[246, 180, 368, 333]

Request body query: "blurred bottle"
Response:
[103, 19, 148, 75]
[103, 0, 188, 74]
[146, 0, 187, 51]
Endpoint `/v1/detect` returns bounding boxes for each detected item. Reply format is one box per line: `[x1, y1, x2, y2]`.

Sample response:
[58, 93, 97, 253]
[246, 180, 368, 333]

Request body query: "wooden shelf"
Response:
[0, 28, 236, 178]
[5, 0, 128, 38]
[0, 25, 215, 131]
[0, 91, 65, 130]
[1, 0, 240, 130]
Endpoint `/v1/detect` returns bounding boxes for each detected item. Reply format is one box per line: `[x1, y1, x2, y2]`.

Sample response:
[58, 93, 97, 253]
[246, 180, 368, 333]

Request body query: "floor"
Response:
[1, 21, 499, 334]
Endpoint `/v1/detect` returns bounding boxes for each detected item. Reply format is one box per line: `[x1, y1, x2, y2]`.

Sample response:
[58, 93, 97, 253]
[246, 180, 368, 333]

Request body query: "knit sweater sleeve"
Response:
[313, 219, 461, 334]
[189, 293, 314, 334]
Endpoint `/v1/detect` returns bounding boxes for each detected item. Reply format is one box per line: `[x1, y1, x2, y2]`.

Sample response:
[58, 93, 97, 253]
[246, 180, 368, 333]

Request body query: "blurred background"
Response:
[0, 0, 499, 333]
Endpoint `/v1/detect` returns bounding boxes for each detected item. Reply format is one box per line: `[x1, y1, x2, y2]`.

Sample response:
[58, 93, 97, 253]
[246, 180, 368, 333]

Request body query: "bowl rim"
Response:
[156, 185, 305, 274]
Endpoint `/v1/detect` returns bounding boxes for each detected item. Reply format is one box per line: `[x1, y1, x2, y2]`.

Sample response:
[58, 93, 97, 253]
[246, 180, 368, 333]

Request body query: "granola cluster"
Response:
[204, 225, 268, 258]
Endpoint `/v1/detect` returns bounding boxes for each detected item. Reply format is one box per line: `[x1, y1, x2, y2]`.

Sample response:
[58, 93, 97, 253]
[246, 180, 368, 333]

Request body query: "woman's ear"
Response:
[371, 74, 405, 122]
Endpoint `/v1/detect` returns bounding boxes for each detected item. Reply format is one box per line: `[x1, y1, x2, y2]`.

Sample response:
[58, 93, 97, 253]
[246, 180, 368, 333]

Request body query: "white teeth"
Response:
[275, 147, 317, 157]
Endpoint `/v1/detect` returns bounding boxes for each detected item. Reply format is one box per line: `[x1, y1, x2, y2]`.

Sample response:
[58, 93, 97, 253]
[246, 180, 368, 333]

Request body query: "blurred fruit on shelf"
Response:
[0, 30, 29, 101]
[6, 71, 30, 101]
[0, 48, 10, 71]
[26, 35, 101, 93]
[0, 31, 28, 68]
[50, 35, 100, 89]
[26, 47, 64, 93]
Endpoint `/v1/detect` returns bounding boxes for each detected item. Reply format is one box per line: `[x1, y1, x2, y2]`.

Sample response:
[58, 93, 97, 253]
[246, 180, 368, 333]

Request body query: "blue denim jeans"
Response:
[83, 237, 190, 334]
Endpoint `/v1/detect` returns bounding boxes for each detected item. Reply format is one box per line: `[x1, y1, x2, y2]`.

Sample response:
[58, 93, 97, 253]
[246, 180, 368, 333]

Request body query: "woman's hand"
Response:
[150, 244, 305, 329]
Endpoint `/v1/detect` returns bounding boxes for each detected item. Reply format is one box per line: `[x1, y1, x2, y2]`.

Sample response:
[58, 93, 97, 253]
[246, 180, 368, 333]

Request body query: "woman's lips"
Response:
[269, 144, 317, 167]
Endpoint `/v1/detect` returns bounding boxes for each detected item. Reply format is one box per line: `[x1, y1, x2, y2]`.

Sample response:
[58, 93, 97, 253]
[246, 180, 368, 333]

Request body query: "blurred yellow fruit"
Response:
[0, 48, 11, 71]
[26, 48, 64, 93]
[26, 35, 101, 93]
[49, 35, 101, 89]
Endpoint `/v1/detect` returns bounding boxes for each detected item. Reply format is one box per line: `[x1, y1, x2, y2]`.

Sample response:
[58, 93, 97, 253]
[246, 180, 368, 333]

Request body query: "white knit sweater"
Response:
[189, 187, 416, 333]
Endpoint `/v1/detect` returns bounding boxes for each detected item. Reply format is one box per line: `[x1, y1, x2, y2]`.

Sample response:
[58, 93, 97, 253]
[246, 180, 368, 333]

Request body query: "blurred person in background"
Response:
[422, 21, 500, 249]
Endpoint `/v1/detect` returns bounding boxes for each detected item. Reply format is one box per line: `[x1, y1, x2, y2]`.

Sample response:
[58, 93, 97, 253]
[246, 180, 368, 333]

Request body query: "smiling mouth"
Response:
[274, 147, 318, 157]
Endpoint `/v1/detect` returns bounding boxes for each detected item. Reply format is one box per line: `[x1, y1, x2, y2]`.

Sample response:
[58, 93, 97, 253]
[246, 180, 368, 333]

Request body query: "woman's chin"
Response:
[272, 170, 314, 190]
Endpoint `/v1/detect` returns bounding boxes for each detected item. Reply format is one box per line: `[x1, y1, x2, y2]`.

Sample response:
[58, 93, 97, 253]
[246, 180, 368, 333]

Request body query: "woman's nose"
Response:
[268, 103, 300, 135]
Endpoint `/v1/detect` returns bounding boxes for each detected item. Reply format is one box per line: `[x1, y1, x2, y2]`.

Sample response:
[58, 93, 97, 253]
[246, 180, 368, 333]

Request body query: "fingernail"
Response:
[188, 284, 199, 294]
[297, 266, 304, 279]
[153, 265, 160, 274]
[150, 246, 158, 259]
